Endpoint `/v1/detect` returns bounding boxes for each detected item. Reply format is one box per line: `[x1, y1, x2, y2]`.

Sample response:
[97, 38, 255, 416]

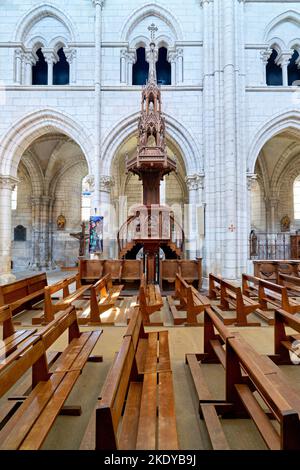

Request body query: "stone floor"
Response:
[2, 270, 300, 450]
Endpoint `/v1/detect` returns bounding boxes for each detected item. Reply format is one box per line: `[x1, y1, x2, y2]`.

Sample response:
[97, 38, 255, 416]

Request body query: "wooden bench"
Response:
[208, 273, 222, 300]
[0, 304, 15, 340]
[79, 259, 104, 284]
[159, 259, 179, 289]
[78, 273, 123, 325]
[258, 278, 300, 319]
[218, 278, 261, 326]
[138, 274, 163, 326]
[179, 259, 202, 290]
[173, 274, 210, 325]
[0, 305, 102, 450]
[186, 306, 300, 450]
[0, 273, 47, 317]
[95, 307, 178, 450]
[278, 273, 300, 297]
[40, 273, 91, 324]
[242, 273, 260, 298]
[121, 260, 143, 286]
[269, 308, 300, 365]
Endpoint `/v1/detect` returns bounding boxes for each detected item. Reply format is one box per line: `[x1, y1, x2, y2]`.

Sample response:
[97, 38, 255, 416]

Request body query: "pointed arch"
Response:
[120, 3, 183, 42]
[14, 3, 77, 43]
[0, 109, 93, 177]
[264, 10, 300, 42]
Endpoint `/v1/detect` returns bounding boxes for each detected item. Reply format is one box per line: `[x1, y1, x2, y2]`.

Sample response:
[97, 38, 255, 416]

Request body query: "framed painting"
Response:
[89, 216, 103, 254]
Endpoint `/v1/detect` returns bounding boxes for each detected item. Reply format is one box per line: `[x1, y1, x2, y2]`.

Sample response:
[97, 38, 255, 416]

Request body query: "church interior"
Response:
[1, 0, 300, 453]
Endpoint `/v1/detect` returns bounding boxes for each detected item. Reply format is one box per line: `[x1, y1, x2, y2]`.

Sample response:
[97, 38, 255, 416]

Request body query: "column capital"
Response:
[260, 48, 272, 65]
[100, 175, 114, 193]
[14, 47, 23, 60]
[43, 50, 58, 65]
[24, 51, 36, 66]
[93, 0, 105, 8]
[65, 48, 77, 64]
[83, 174, 95, 193]
[0, 176, 18, 190]
[186, 173, 205, 190]
[199, 0, 213, 7]
[276, 50, 292, 68]
[127, 50, 137, 64]
[247, 173, 257, 191]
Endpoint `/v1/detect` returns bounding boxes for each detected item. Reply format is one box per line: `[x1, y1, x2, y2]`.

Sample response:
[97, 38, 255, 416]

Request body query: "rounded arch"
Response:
[129, 35, 149, 49]
[0, 109, 94, 177]
[264, 10, 300, 42]
[49, 37, 69, 51]
[101, 112, 202, 176]
[267, 38, 285, 54]
[14, 3, 77, 43]
[120, 3, 183, 42]
[248, 110, 300, 173]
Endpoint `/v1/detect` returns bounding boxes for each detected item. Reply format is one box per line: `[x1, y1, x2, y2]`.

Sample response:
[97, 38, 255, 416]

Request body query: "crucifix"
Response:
[148, 23, 158, 41]
[70, 222, 89, 257]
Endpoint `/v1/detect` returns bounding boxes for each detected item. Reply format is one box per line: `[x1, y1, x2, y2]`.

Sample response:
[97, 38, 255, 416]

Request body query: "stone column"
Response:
[65, 49, 77, 84]
[100, 176, 115, 258]
[39, 196, 52, 269]
[260, 48, 272, 85]
[168, 50, 177, 85]
[176, 48, 184, 84]
[24, 52, 35, 85]
[277, 51, 291, 87]
[93, 0, 105, 213]
[127, 51, 136, 85]
[14, 48, 22, 84]
[44, 51, 57, 86]
[185, 174, 205, 259]
[120, 49, 127, 84]
[0, 176, 18, 284]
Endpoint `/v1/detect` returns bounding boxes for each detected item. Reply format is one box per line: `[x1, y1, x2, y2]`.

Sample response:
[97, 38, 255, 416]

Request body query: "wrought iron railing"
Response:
[249, 232, 291, 260]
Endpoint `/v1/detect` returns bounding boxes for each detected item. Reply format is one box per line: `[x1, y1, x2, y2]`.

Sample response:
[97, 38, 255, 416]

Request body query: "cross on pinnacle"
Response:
[148, 23, 158, 42]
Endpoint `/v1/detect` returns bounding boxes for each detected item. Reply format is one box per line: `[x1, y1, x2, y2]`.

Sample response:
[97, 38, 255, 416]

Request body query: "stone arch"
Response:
[0, 109, 93, 177]
[271, 142, 300, 192]
[264, 10, 300, 42]
[101, 112, 201, 176]
[21, 151, 45, 197]
[120, 3, 183, 42]
[248, 110, 300, 173]
[14, 3, 77, 44]
[49, 160, 88, 198]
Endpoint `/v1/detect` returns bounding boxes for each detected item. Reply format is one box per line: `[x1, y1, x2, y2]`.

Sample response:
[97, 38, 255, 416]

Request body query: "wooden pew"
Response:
[121, 260, 143, 286]
[40, 273, 91, 324]
[258, 278, 300, 318]
[0, 306, 102, 450]
[269, 308, 300, 365]
[0, 305, 14, 339]
[218, 278, 261, 326]
[79, 259, 104, 284]
[173, 274, 210, 325]
[95, 307, 178, 450]
[103, 260, 123, 283]
[0, 273, 47, 316]
[159, 259, 179, 289]
[186, 306, 300, 450]
[78, 274, 123, 325]
[242, 273, 259, 299]
[138, 274, 163, 326]
[278, 273, 300, 297]
[208, 273, 222, 300]
[179, 259, 202, 290]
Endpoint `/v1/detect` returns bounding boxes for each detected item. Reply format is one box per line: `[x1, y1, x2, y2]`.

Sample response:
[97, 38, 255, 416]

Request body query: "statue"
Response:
[57, 214, 66, 230]
[250, 229, 258, 257]
[70, 222, 89, 257]
[280, 215, 290, 232]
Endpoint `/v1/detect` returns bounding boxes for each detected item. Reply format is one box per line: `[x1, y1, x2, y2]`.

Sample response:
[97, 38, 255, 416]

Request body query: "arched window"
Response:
[32, 48, 48, 85]
[132, 47, 149, 85]
[266, 49, 282, 86]
[156, 47, 171, 85]
[294, 176, 300, 219]
[81, 178, 91, 221]
[288, 50, 300, 86]
[53, 47, 70, 85]
[11, 186, 17, 211]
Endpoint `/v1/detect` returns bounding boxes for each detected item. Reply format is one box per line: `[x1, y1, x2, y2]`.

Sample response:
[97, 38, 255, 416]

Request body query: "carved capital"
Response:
[247, 173, 257, 191]
[93, 0, 105, 8]
[14, 48, 23, 60]
[24, 51, 36, 66]
[82, 174, 95, 193]
[100, 175, 114, 192]
[186, 173, 205, 191]
[276, 50, 292, 68]
[0, 176, 18, 191]
[260, 48, 272, 65]
[127, 51, 136, 64]
[65, 48, 77, 64]
[43, 50, 58, 65]
[199, 0, 213, 6]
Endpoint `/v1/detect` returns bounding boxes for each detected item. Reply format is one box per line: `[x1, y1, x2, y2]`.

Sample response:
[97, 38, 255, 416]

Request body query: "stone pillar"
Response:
[269, 196, 279, 233]
[176, 49, 184, 84]
[65, 49, 77, 84]
[0, 176, 18, 284]
[120, 49, 127, 84]
[100, 176, 114, 258]
[14, 48, 22, 84]
[44, 51, 57, 86]
[260, 48, 272, 85]
[24, 52, 35, 85]
[93, 0, 105, 213]
[185, 174, 205, 259]
[127, 51, 136, 85]
[31, 197, 41, 270]
[30, 196, 53, 270]
[168, 51, 177, 85]
[277, 51, 291, 87]
[39, 196, 52, 268]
